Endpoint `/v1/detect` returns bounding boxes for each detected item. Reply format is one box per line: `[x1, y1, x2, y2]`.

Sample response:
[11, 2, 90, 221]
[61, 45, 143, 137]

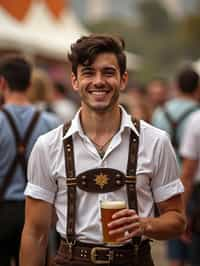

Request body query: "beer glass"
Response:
[100, 200, 126, 246]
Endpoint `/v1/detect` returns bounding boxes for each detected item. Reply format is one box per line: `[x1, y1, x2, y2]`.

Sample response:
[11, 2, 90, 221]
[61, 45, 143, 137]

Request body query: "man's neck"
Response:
[80, 106, 121, 143]
[5, 92, 30, 106]
[178, 91, 198, 101]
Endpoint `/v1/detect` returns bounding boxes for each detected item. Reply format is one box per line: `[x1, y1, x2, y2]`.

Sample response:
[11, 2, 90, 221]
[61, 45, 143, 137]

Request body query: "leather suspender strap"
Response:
[63, 118, 140, 256]
[163, 105, 199, 149]
[63, 122, 76, 259]
[126, 118, 141, 251]
[0, 109, 40, 200]
[23, 110, 41, 149]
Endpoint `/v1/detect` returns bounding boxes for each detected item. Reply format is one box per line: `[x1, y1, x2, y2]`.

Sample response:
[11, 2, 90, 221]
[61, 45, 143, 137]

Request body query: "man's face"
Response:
[72, 53, 127, 113]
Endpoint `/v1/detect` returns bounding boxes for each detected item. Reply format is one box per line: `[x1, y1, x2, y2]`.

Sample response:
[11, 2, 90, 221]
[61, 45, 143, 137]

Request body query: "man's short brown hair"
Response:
[68, 34, 127, 76]
[0, 54, 32, 92]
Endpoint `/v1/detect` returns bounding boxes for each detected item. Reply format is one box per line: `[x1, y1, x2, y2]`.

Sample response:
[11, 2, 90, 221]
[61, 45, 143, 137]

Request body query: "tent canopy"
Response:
[0, 0, 89, 60]
[0, 0, 141, 69]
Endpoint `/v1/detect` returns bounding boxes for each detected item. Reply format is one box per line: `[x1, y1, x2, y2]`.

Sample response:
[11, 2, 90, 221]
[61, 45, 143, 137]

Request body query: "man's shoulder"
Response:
[186, 109, 200, 126]
[0, 110, 8, 131]
[34, 125, 63, 153]
[140, 119, 169, 142]
[38, 124, 64, 146]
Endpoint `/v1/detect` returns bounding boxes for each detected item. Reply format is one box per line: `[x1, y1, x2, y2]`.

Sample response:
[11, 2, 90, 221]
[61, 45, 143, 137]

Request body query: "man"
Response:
[50, 81, 78, 123]
[152, 67, 200, 266]
[146, 77, 169, 115]
[180, 110, 200, 266]
[0, 55, 60, 266]
[20, 34, 186, 266]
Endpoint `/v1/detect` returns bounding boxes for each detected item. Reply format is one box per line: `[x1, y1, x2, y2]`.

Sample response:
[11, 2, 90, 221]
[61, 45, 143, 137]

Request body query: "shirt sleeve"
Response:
[180, 114, 199, 160]
[24, 135, 57, 203]
[151, 132, 184, 202]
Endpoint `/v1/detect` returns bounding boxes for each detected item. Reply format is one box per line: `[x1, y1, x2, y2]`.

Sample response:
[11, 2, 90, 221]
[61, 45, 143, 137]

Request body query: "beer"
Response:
[100, 200, 126, 246]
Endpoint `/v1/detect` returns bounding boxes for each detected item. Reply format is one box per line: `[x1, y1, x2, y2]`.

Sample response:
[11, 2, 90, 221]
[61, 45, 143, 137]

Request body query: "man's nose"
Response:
[93, 73, 105, 87]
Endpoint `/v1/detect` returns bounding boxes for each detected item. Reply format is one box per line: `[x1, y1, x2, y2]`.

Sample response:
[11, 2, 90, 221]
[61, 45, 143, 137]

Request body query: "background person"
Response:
[180, 110, 200, 266]
[50, 81, 78, 123]
[27, 68, 55, 113]
[146, 77, 169, 117]
[152, 67, 200, 266]
[0, 55, 60, 266]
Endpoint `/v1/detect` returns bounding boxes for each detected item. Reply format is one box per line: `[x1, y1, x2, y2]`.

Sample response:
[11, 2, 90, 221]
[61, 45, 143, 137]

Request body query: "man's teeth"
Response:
[91, 91, 107, 95]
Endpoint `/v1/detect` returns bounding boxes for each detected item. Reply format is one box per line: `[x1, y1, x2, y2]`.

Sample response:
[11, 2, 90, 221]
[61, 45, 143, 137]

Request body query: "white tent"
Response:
[0, 1, 89, 60]
[0, 1, 141, 69]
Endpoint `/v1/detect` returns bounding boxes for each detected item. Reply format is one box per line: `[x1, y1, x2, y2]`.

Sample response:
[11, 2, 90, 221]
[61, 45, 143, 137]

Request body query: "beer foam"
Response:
[101, 200, 126, 209]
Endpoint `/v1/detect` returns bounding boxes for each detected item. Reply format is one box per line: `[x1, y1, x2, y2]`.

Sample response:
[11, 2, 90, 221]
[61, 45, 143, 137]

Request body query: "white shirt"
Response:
[25, 107, 183, 243]
[180, 110, 200, 183]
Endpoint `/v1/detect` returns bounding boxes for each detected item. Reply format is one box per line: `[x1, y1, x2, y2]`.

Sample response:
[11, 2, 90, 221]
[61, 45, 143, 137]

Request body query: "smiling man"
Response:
[20, 34, 186, 266]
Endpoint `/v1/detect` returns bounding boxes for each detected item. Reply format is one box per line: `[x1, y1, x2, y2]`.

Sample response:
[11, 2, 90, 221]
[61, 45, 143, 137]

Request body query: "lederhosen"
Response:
[53, 119, 154, 266]
[0, 108, 40, 265]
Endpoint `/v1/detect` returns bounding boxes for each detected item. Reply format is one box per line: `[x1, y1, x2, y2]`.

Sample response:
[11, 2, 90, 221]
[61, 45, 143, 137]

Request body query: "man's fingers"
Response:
[116, 227, 142, 242]
[109, 222, 140, 236]
[112, 208, 136, 219]
[108, 214, 139, 229]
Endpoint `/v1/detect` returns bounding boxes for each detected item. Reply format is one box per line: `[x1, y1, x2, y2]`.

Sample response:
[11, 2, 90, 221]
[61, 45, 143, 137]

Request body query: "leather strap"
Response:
[62, 118, 140, 252]
[126, 118, 141, 252]
[0, 109, 40, 200]
[63, 122, 76, 251]
[76, 168, 126, 193]
[56, 239, 152, 265]
[163, 104, 199, 150]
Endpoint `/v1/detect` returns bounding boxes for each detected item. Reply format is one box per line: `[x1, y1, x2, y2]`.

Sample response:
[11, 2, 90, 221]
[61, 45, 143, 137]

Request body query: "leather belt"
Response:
[58, 239, 151, 265]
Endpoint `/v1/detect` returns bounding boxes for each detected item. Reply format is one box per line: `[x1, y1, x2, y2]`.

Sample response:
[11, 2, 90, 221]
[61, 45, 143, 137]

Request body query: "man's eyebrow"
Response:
[80, 66, 94, 72]
[103, 66, 117, 71]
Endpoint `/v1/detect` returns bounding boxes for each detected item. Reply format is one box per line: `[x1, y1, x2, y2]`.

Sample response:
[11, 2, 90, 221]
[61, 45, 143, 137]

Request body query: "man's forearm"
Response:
[20, 228, 48, 266]
[141, 211, 186, 240]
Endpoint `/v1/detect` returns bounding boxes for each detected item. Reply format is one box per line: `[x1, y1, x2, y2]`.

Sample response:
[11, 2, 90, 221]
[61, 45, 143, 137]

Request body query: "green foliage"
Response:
[85, 0, 200, 82]
[137, 0, 173, 34]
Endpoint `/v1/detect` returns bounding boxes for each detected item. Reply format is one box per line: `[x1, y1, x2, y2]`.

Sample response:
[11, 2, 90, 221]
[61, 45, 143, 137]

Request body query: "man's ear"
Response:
[120, 71, 128, 92]
[71, 73, 79, 92]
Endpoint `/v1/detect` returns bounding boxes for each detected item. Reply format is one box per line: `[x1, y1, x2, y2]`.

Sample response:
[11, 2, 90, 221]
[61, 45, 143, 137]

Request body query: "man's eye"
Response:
[82, 71, 93, 76]
[104, 71, 114, 76]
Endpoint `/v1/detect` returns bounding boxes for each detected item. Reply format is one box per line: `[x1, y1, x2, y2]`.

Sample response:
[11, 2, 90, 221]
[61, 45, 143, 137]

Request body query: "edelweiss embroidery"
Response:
[94, 173, 109, 189]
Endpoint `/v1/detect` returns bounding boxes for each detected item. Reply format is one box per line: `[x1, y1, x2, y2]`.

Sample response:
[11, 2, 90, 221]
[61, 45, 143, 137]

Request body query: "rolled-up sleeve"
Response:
[151, 132, 184, 202]
[24, 136, 57, 204]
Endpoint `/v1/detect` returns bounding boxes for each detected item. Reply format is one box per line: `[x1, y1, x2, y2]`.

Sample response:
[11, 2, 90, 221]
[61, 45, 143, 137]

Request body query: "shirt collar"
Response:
[119, 105, 139, 136]
[63, 105, 139, 140]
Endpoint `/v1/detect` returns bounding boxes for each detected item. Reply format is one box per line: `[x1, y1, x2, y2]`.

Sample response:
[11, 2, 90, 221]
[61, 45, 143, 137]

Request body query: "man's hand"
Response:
[107, 208, 144, 242]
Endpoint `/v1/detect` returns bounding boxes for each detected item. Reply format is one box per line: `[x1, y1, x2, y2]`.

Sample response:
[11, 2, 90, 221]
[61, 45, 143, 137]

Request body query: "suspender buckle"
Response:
[66, 239, 76, 260]
[67, 178, 77, 186]
[126, 175, 136, 184]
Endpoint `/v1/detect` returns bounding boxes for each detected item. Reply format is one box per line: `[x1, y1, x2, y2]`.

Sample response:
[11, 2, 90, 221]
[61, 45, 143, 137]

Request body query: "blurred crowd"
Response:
[0, 52, 200, 266]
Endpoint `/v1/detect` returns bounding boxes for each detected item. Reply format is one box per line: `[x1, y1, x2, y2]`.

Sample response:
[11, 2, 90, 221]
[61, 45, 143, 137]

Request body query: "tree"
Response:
[137, 0, 173, 34]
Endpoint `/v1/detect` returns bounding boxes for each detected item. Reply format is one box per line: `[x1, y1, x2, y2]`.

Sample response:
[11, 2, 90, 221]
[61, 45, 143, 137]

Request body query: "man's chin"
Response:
[89, 103, 111, 113]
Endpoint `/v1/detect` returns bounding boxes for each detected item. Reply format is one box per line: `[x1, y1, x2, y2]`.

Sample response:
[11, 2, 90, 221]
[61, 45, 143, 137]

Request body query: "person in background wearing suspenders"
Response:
[20, 34, 186, 266]
[0, 55, 61, 266]
[152, 67, 200, 266]
[180, 108, 200, 266]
